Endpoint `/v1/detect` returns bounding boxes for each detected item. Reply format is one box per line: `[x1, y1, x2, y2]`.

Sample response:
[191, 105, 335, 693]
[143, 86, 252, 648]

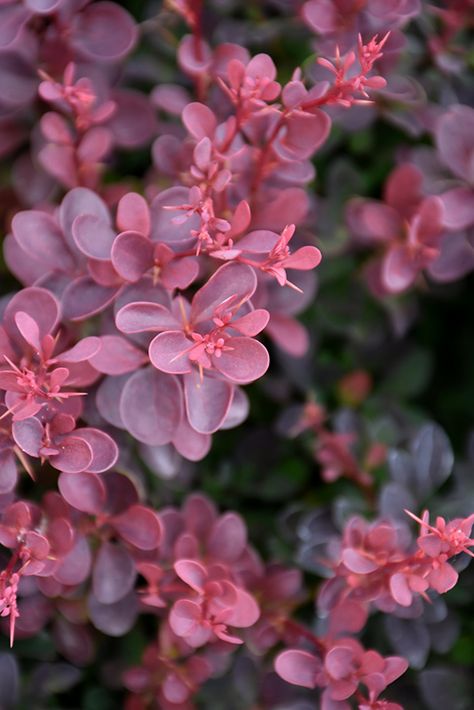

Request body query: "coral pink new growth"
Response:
[319, 511, 474, 614]
[274, 508, 473, 706]
[275, 639, 408, 709]
[347, 164, 445, 294]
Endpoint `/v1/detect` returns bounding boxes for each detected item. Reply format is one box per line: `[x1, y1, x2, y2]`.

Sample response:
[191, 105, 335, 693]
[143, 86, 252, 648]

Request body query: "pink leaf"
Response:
[116, 302, 178, 334]
[207, 512, 247, 562]
[59, 187, 110, 252]
[47, 518, 74, 557]
[224, 587, 260, 627]
[342, 549, 379, 574]
[252, 187, 309, 230]
[49, 436, 94, 473]
[191, 262, 257, 324]
[275, 649, 320, 689]
[119, 367, 182, 445]
[429, 561, 458, 593]
[112, 504, 162, 550]
[111, 231, 154, 282]
[162, 672, 191, 704]
[72, 214, 116, 261]
[325, 646, 355, 681]
[149, 331, 193, 374]
[382, 245, 419, 293]
[74, 428, 118, 473]
[77, 126, 112, 162]
[58, 471, 106, 514]
[182, 494, 217, 537]
[172, 415, 212, 461]
[234, 229, 279, 254]
[0, 5, 29, 49]
[183, 371, 233, 434]
[231, 309, 270, 336]
[169, 599, 202, 639]
[56, 336, 101, 363]
[383, 657, 409, 684]
[265, 313, 309, 357]
[418, 534, 442, 557]
[161, 255, 199, 290]
[384, 164, 423, 218]
[178, 36, 213, 78]
[283, 245, 322, 271]
[4, 287, 59, 343]
[150, 186, 201, 246]
[11, 210, 75, 273]
[12, 417, 43, 457]
[346, 200, 402, 244]
[116, 192, 150, 235]
[174, 559, 207, 593]
[389, 572, 413, 607]
[89, 335, 147, 375]
[413, 196, 444, 243]
[14, 311, 41, 351]
[62, 277, 121, 320]
[276, 110, 330, 159]
[213, 337, 269, 384]
[39, 143, 78, 188]
[151, 83, 191, 115]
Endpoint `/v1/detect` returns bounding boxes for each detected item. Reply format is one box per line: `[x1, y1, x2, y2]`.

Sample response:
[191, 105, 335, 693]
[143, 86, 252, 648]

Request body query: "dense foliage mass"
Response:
[0, 1, 473, 708]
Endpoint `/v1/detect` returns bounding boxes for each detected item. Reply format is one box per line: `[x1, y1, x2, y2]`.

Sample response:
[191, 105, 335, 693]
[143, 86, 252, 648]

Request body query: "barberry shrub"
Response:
[0, 0, 473, 708]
